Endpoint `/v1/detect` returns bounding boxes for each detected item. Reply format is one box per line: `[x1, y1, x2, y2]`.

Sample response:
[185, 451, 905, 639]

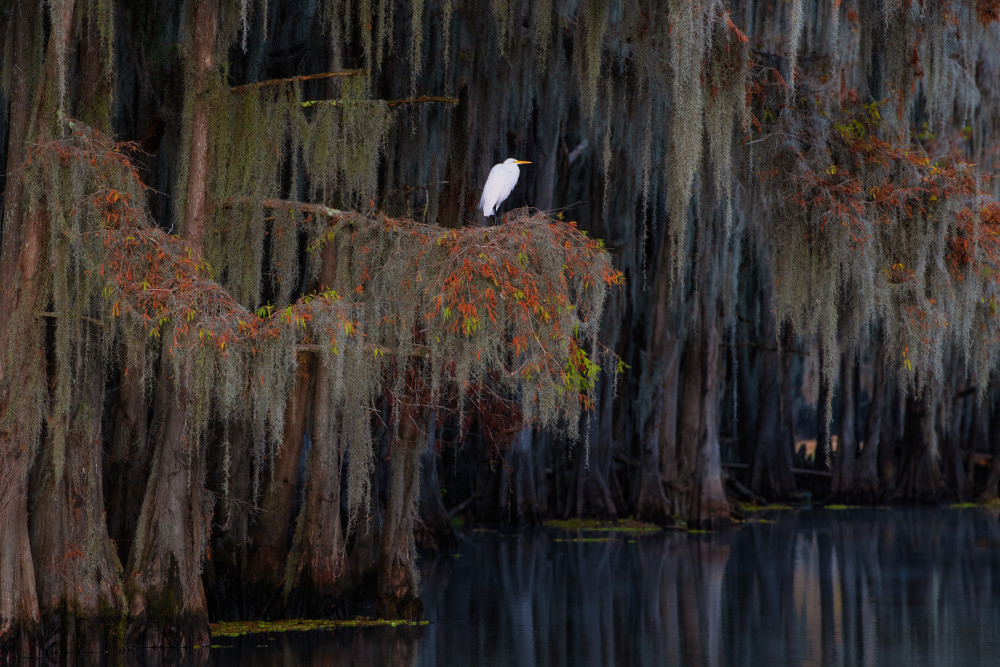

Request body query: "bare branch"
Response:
[300, 96, 459, 109]
[230, 69, 368, 93]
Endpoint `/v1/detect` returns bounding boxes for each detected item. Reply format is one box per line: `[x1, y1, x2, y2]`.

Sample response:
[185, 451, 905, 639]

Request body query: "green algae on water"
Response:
[210, 617, 430, 637]
[543, 518, 662, 533]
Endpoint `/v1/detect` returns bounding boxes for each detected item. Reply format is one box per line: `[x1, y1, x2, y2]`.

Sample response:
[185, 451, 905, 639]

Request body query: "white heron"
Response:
[479, 158, 531, 221]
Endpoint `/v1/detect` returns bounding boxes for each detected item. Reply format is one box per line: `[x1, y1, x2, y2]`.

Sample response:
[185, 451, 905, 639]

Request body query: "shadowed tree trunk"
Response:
[856, 342, 886, 503]
[638, 233, 678, 525]
[377, 402, 426, 619]
[416, 425, 456, 547]
[245, 354, 313, 607]
[939, 374, 971, 500]
[564, 289, 622, 519]
[692, 293, 730, 529]
[896, 392, 944, 502]
[282, 237, 350, 616]
[657, 340, 682, 509]
[30, 333, 123, 655]
[485, 427, 542, 525]
[125, 360, 214, 648]
[283, 358, 348, 616]
[750, 307, 796, 500]
[106, 355, 153, 565]
[832, 350, 858, 500]
[979, 396, 1000, 501]
[816, 344, 833, 473]
[878, 383, 900, 495]
[0, 1, 71, 655]
[125, 0, 217, 647]
[673, 338, 702, 519]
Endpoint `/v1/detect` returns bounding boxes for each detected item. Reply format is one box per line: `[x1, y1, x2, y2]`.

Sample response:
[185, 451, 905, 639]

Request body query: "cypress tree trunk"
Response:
[939, 378, 971, 499]
[750, 310, 796, 500]
[692, 294, 730, 529]
[638, 235, 678, 524]
[855, 343, 885, 503]
[673, 339, 702, 519]
[30, 337, 123, 655]
[125, 0, 217, 646]
[896, 393, 944, 502]
[484, 427, 541, 525]
[376, 402, 425, 619]
[106, 354, 152, 565]
[415, 425, 456, 547]
[778, 324, 799, 491]
[0, 1, 71, 653]
[125, 362, 213, 648]
[980, 400, 1000, 502]
[657, 340, 682, 508]
[564, 291, 622, 519]
[831, 351, 858, 500]
[636, 393, 673, 524]
[0, 214, 44, 655]
[284, 357, 348, 616]
[246, 354, 313, 605]
[878, 383, 899, 494]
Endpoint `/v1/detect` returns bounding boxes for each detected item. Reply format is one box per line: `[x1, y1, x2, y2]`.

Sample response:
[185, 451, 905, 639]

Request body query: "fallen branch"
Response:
[231, 69, 367, 93]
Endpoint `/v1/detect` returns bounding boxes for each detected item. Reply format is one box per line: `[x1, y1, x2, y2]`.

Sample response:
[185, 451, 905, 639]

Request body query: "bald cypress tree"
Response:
[4, 0, 1000, 655]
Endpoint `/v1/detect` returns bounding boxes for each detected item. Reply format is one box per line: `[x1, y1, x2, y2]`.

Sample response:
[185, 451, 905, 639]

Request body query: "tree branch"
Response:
[230, 69, 368, 93]
[221, 197, 344, 220]
[301, 96, 459, 109]
[36, 311, 104, 327]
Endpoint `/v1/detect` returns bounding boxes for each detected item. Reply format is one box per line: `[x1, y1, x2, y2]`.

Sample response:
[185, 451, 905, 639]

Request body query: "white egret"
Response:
[479, 158, 531, 220]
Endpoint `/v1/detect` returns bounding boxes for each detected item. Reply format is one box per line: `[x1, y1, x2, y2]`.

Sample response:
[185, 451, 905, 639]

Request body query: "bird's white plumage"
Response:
[479, 158, 530, 217]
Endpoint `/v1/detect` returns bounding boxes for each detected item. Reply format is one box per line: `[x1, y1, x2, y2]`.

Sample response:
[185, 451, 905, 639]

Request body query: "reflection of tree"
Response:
[418, 528, 734, 666]
[721, 509, 1000, 666]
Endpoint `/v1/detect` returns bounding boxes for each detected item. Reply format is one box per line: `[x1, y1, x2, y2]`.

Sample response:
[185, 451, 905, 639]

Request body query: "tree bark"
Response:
[980, 395, 1000, 502]
[376, 402, 425, 619]
[125, 0, 217, 646]
[30, 336, 123, 656]
[673, 339, 702, 519]
[106, 355, 152, 565]
[692, 295, 730, 529]
[0, 2, 44, 658]
[125, 363, 213, 648]
[895, 392, 944, 502]
[750, 310, 796, 500]
[657, 338, 682, 508]
[283, 356, 348, 616]
[638, 235, 679, 524]
[0, 2, 69, 652]
[636, 384, 674, 525]
[831, 350, 858, 500]
[245, 355, 313, 604]
[855, 342, 885, 503]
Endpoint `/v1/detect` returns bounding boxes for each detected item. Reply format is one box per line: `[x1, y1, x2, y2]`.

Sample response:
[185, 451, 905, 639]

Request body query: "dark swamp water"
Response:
[56, 508, 1000, 666]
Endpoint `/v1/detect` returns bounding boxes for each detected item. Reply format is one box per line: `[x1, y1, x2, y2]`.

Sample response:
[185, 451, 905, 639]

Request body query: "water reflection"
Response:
[112, 508, 1000, 665]
[416, 509, 1000, 667]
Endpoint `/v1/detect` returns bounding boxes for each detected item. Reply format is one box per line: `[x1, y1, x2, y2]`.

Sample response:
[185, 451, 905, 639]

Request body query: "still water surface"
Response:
[210, 508, 1000, 666]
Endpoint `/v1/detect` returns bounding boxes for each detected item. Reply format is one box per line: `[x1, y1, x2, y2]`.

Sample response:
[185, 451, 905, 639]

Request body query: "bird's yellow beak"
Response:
[514, 160, 532, 164]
